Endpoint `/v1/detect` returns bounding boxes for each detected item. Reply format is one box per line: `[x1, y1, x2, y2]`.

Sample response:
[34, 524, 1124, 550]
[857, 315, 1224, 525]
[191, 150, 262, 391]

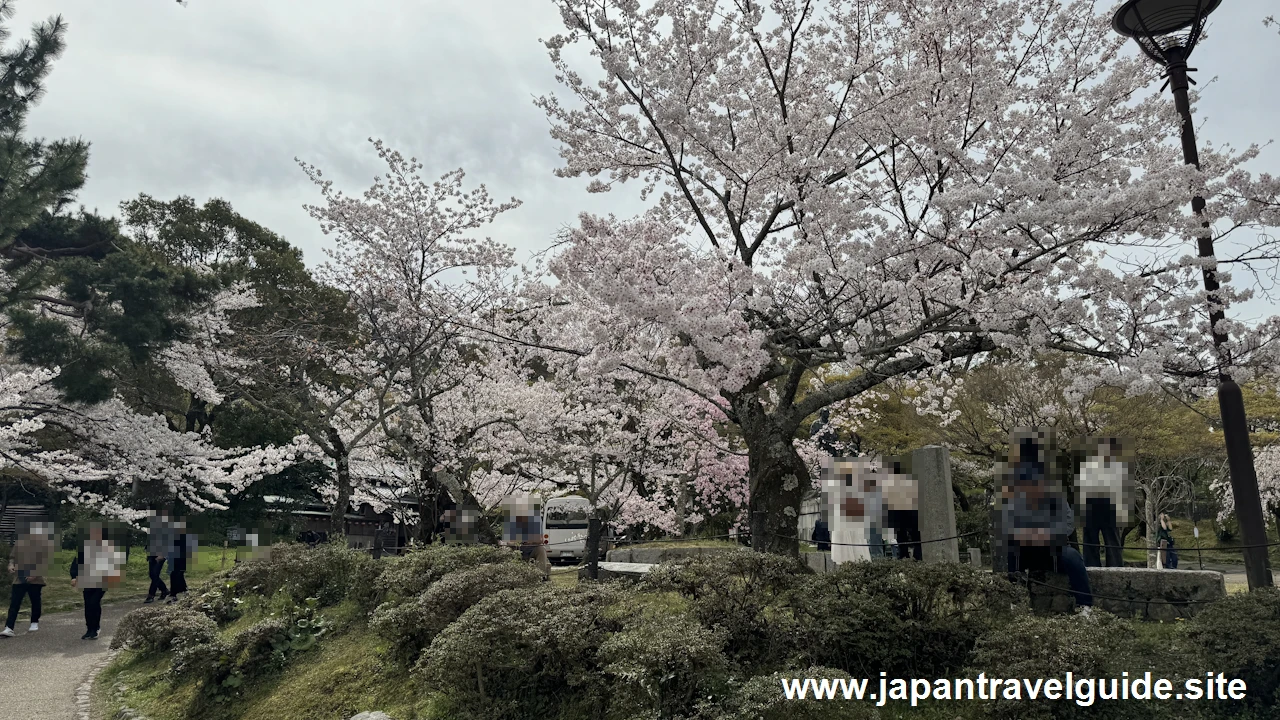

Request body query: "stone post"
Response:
[911, 445, 959, 563]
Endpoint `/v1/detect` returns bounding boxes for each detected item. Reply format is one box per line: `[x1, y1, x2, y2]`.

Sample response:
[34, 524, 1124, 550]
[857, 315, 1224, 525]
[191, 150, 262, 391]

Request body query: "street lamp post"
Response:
[1112, 0, 1273, 589]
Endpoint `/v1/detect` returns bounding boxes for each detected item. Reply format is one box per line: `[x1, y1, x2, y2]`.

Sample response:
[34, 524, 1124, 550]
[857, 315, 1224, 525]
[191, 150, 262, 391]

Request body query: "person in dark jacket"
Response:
[166, 519, 191, 604]
[810, 517, 831, 552]
[145, 511, 170, 604]
[996, 432, 1093, 608]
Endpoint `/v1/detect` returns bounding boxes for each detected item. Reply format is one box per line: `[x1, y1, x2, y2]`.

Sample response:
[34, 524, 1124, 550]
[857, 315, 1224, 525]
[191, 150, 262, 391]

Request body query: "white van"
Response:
[542, 496, 592, 563]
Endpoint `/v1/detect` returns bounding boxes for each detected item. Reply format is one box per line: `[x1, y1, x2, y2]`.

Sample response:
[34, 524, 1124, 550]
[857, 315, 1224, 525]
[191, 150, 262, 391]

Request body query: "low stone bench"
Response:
[580, 561, 655, 582]
[1085, 567, 1225, 620]
[606, 545, 740, 564]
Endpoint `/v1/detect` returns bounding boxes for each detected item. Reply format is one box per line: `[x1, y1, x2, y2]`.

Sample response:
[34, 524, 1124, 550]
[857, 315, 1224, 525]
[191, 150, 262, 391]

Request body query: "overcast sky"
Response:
[11, 0, 1280, 278]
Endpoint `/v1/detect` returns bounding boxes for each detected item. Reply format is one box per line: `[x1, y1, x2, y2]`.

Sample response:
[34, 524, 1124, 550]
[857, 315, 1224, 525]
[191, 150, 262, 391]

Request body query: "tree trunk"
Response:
[738, 404, 809, 557]
[585, 516, 604, 580]
[327, 428, 351, 538]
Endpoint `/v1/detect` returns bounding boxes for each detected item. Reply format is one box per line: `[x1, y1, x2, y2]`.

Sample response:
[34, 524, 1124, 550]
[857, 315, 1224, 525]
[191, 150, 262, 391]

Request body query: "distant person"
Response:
[1157, 514, 1178, 569]
[166, 519, 194, 604]
[3, 519, 54, 637]
[1076, 437, 1130, 567]
[70, 524, 126, 640]
[883, 459, 922, 561]
[501, 494, 550, 580]
[145, 511, 171, 604]
[996, 430, 1093, 609]
[810, 516, 831, 552]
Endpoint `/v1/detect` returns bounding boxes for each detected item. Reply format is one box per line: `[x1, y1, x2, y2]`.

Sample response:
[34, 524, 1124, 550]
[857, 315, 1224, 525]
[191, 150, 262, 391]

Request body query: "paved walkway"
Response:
[0, 595, 139, 720]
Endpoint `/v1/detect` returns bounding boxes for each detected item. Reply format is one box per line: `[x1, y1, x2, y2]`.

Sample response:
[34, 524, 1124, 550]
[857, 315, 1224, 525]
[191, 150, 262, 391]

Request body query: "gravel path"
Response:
[0, 594, 139, 720]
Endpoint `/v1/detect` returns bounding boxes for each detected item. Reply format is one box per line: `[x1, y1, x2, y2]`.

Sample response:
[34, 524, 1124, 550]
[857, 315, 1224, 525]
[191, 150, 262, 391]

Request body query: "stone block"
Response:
[968, 548, 982, 567]
[912, 445, 959, 563]
[580, 561, 655, 582]
[804, 551, 833, 573]
[1085, 567, 1225, 620]
[605, 545, 738, 564]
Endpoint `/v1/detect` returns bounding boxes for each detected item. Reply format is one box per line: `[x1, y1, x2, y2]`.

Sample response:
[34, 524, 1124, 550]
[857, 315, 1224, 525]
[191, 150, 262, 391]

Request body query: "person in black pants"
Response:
[145, 511, 170, 603]
[70, 525, 114, 640]
[167, 521, 189, 604]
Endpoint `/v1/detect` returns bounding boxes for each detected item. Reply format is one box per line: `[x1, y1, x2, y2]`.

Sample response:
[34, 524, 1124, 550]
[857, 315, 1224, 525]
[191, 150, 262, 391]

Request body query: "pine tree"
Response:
[0, 1, 88, 256]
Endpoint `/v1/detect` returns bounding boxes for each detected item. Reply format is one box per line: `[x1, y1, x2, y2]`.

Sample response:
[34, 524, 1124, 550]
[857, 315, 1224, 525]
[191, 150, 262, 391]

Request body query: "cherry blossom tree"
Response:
[531, 0, 1280, 553]
[227, 138, 524, 533]
[1215, 443, 1280, 532]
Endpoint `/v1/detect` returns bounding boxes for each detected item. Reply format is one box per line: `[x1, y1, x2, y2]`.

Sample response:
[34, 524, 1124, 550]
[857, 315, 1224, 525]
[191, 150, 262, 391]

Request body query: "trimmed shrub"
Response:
[689, 666, 879, 720]
[599, 610, 730, 719]
[1181, 588, 1280, 709]
[416, 584, 624, 720]
[642, 550, 807, 671]
[967, 611, 1151, 720]
[371, 561, 544, 666]
[372, 543, 520, 605]
[224, 542, 376, 607]
[110, 606, 218, 654]
[790, 560, 1025, 677]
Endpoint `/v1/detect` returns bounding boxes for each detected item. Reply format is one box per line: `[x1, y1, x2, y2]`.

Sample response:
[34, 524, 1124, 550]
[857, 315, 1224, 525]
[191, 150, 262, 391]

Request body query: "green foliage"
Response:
[0, 3, 88, 253]
[109, 605, 219, 655]
[690, 666, 879, 720]
[1181, 588, 1280, 709]
[370, 561, 543, 666]
[370, 543, 520, 607]
[417, 584, 624, 720]
[171, 595, 330, 704]
[224, 542, 376, 607]
[967, 611, 1151, 720]
[642, 550, 808, 671]
[599, 609, 730, 720]
[790, 560, 1024, 678]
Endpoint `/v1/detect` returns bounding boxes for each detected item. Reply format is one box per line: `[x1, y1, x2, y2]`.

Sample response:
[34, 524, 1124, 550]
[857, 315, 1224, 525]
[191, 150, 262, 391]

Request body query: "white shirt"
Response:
[1077, 459, 1132, 523]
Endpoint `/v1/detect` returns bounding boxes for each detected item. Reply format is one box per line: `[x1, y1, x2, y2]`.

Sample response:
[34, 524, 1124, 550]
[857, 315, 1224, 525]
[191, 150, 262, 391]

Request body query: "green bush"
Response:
[223, 542, 376, 607]
[171, 596, 331, 701]
[599, 610, 730, 719]
[967, 611, 1152, 720]
[370, 561, 544, 666]
[109, 605, 218, 654]
[790, 560, 1024, 677]
[1181, 588, 1280, 709]
[372, 543, 520, 606]
[642, 551, 807, 671]
[417, 583, 624, 720]
[689, 666, 878, 720]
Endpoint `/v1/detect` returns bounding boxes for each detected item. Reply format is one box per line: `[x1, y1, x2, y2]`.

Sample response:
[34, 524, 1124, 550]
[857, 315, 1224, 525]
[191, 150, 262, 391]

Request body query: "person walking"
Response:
[166, 519, 191, 604]
[2, 519, 54, 638]
[144, 511, 170, 604]
[70, 524, 125, 640]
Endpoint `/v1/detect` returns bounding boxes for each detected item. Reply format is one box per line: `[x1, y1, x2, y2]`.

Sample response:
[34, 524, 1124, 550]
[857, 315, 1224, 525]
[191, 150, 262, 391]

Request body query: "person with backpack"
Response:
[2, 519, 54, 638]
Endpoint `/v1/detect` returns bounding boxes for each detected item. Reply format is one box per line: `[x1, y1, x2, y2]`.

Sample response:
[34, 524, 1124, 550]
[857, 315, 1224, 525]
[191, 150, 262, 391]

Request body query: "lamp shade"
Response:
[1112, 0, 1222, 38]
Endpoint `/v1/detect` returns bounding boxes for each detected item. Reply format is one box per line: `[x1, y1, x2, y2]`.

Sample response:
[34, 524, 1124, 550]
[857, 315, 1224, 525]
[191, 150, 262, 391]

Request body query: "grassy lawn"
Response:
[7, 544, 229, 619]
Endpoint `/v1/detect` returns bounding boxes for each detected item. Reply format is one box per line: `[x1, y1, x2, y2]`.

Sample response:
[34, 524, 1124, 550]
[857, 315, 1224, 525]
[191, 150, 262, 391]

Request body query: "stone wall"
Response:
[1085, 567, 1225, 620]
